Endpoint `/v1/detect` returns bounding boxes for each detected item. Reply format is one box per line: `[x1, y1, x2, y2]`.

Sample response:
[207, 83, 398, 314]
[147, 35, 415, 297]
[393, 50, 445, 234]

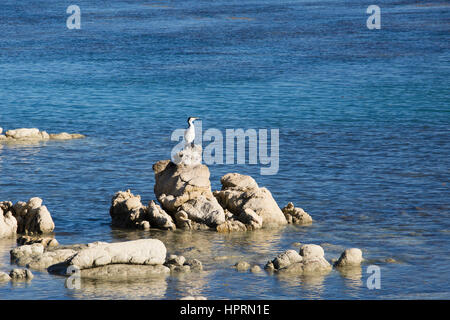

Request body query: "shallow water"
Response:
[0, 0, 449, 299]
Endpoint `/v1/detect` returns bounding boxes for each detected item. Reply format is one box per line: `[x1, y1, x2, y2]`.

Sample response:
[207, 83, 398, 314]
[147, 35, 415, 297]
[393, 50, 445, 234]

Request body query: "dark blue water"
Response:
[0, 0, 449, 299]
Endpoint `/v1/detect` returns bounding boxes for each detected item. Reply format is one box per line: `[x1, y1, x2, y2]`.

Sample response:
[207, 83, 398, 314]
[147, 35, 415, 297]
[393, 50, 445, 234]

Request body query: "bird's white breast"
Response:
[184, 125, 195, 144]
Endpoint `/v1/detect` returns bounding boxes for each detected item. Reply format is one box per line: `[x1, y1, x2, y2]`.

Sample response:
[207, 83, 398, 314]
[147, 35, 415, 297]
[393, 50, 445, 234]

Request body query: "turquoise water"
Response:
[0, 0, 449, 299]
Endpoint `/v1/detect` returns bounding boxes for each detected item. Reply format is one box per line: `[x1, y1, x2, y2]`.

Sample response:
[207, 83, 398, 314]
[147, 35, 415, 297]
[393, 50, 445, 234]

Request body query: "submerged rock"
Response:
[214, 173, 287, 230]
[250, 265, 262, 273]
[0, 128, 84, 143]
[9, 268, 34, 280]
[17, 235, 59, 247]
[164, 254, 203, 273]
[281, 202, 313, 225]
[0, 272, 11, 282]
[265, 244, 332, 275]
[234, 261, 251, 272]
[153, 160, 225, 230]
[334, 248, 363, 268]
[0, 197, 55, 238]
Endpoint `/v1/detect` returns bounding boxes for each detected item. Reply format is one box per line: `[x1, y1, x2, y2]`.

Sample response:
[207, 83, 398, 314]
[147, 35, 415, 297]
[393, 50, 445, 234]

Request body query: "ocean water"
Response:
[0, 0, 449, 299]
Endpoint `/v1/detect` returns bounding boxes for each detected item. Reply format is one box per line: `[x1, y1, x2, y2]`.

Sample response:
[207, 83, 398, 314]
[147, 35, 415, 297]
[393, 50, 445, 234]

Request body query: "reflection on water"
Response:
[67, 276, 169, 300]
[337, 267, 363, 290]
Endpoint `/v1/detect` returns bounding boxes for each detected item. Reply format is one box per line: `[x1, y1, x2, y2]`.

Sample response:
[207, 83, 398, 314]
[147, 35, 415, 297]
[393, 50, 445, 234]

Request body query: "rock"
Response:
[334, 248, 363, 268]
[216, 219, 247, 232]
[299, 244, 332, 275]
[176, 196, 226, 228]
[264, 261, 275, 272]
[0, 207, 18, 238]
[0, 128, 85, 143]
[172, 144, 203, 166]
[166, 254, 186, 266]
[109, 190, 147, 229]
[272, 250, 303, 269]
[49, 133, 85, 140]
[171, 265, 191, 273]
[68, 239, 167, 269]
[10, 243, 76, 270]
[147, 201, 176, 230]
[234, 261, 250, 271]
[250, 265, 262, 273]
[0, 272, 11, 282]
[384, 258, 397, 264]
[299, 244, 325, 260]
[9, 268, 34, 280]
[5, 128, 43, 140]
[282, 202, 313, 225]
[164, 255, 203, 273]
[153, 160, 225, 229]
[214, 173, 287, 229]
[185, 258, 203, 271]
[267, 244, 332, 275]
[3, 197, 55, 235]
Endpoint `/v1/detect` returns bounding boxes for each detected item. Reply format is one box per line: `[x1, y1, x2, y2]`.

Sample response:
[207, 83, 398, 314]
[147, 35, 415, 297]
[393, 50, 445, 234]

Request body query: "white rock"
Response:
[68, 239, 167, 269]
[299, 244, 325, 259]
[334, 248, 363, 267]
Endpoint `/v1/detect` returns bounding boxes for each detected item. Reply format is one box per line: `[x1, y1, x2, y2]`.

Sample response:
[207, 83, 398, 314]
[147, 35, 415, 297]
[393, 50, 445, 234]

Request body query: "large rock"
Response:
[214, 173, 287, 230]
[153, 160, 225, 229]
[67, 239, 167, 269]
[0, 128, 85, 143]
[281, 202, 313, 225]
[334, 248, 363, 268]
[265, 244, 332, 275]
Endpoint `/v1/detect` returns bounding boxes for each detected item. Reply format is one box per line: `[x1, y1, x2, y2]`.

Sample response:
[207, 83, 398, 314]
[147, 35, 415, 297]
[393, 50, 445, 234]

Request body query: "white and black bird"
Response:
[184, 117, 200, 147]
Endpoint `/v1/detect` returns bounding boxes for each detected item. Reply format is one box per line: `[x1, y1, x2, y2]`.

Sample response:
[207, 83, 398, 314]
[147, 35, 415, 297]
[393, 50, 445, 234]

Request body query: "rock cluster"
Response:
[0, 197, 55, 238]
[111, 159, 316, 233]
[265, 244, 332, 275]
[0, 128, 84, 143]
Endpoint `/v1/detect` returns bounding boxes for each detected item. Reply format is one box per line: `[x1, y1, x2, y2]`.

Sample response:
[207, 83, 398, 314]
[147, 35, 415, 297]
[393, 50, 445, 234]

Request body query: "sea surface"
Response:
[0, 0, 449, 299]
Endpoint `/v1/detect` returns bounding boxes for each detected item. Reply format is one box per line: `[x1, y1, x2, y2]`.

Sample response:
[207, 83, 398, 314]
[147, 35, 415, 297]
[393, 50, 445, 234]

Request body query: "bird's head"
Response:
[187, 117, 200, 124]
